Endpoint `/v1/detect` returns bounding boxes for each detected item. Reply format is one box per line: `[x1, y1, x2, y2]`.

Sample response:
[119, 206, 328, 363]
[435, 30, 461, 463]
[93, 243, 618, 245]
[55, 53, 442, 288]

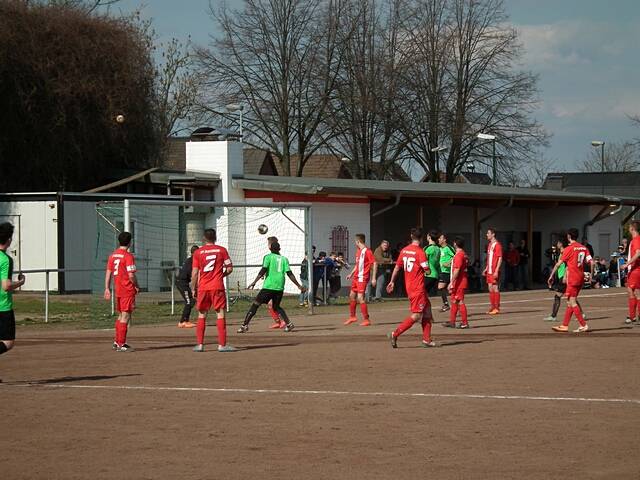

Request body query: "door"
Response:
[0, 215, 20, 272]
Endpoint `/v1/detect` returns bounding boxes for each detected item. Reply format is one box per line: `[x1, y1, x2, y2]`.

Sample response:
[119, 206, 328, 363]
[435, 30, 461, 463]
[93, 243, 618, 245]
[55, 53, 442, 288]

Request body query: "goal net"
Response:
[90, 200, 312, 328]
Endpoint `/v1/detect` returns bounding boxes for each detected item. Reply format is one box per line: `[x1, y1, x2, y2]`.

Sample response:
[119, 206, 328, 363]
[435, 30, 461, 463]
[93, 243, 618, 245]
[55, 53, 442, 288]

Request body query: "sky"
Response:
[105, 0, 640, 172]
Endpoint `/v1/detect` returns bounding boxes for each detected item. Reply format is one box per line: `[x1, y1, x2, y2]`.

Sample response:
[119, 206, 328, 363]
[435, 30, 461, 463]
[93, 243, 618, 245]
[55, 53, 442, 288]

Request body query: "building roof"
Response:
[544, 171, 640, 198]
[233, 174, 640, 207]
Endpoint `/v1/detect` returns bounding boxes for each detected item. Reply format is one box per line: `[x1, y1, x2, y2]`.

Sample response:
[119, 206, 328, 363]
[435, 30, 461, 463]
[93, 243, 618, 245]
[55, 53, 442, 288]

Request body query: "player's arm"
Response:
[128, 271, 139, 292]
[449, 267, 459, 292]
[1, 260, 25, 293]
[222, 254, 234, 277]
[286, 271, 306, 291]
[126, 257, 139, 293]
[495, 255, 503, 275]
[386, 264, 402, 294]
[621, 249, 640, 269]
[103, 269, 112, 300]
[248, 267, 268, 289]
[370, 260, 378, 287]
[346, 264, 356, 280]
[547, 254, 566, 285]
[190, 267, 199, 294]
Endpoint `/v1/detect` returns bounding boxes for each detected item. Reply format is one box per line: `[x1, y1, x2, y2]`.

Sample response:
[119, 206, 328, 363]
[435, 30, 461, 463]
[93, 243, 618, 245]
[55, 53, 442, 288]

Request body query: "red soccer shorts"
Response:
[565, 283, 582, 299]
[408, 291, 430, 314]
[485, 273, 499, 285]
[628, 269, 640, 290]
[450, 283, 466, 302]
[116, 295, 136, 313]
[196, 289, 227, 312]
[351, 279, 368, 295]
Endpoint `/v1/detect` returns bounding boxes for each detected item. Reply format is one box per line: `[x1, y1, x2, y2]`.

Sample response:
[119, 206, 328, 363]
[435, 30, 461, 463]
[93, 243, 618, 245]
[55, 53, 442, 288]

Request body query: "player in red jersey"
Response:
[621, 221, 640, 324]
[547, 228, 594, 333]
[483, 228, 502, 314]
[104, 232, 139, 352]
[447, 236, 470, 329]
[190, 228, 235, 352]
[387, 228, 435, 348]
[344, 233, 377, 326]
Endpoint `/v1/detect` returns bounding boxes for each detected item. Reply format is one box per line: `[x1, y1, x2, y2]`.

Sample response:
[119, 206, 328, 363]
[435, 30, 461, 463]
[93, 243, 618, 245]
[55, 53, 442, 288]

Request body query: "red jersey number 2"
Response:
[203, 254, 217, 272]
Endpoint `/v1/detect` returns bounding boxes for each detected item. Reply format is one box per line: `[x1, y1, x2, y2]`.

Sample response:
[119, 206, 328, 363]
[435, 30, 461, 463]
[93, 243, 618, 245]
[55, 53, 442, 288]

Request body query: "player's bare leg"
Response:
[344, 290, 359, 325]
[357, 292, 371, 326]
[194, 310, 207, 351]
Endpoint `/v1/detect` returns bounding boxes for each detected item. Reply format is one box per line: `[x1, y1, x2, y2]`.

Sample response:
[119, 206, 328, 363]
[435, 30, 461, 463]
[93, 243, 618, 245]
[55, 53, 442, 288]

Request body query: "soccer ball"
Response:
[258, 224, 269, 235]
[115, 114, 125, 124]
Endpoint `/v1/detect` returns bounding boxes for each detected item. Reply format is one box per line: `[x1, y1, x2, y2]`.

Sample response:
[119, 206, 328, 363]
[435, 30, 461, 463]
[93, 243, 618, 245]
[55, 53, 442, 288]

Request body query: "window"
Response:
[331, 226, 349, 259]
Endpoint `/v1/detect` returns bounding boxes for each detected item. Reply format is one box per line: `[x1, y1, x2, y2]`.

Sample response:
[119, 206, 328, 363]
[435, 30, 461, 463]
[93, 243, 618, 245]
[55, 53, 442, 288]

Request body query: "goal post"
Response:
[93, 199, 314, 324]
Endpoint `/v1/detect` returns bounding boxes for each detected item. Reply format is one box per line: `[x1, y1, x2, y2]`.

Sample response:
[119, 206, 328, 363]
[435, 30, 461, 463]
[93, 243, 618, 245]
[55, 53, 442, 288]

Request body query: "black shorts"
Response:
[438, 272, 451, 284]
[0, 310, 16, 341]
[255, 289, 284, 310]
[552, 280, 566, 294]
[425, 277, 438, 292]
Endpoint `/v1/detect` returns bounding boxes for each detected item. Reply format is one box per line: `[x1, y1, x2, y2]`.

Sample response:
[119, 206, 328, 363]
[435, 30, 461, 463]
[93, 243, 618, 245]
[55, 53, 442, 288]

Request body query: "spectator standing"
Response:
[370, 240, 394, 301]
[517, 239, 530, 290]
[583, 238, 595, 258]
[328, 252, 346, 301]
[298, 253, 309, 306]
[313, 252, 334, 305]
[504, 242, 520, 290]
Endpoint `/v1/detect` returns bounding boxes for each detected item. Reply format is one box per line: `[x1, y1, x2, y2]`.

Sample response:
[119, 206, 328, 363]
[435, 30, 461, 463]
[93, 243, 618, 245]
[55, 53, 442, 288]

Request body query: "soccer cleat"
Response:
[193, 344, 205, 352]
[284, 322, 295, 332]
[116, 344, 134, 352]
[573, 325, 589, 333]
[552, 325, 569, 333]
[344, 317, 358, 325]
[388, 332, 398, 349]
[421, 340, 438, 348]
[440, 304, 450, 312]
[268, 322, 281, 329]
[359, 319, 371, 326]
[112, 341, 118, 350]
[458, 323, 470, 329]
[237, 325, 249, 334]
[178, 321, 196, 328]
[217, 345, 237, 352]
[625, 316, 632, 325]
[543, 315, 557, 322]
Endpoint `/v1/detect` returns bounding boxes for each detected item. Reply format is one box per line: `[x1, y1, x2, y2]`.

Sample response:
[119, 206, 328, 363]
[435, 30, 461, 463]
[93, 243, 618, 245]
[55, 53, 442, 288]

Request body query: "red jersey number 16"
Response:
[403, 257, 415, 272]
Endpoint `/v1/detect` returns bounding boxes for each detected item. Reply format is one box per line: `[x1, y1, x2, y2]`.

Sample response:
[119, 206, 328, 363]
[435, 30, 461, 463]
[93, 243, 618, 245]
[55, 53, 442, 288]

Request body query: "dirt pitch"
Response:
[1, 288, 639, 479]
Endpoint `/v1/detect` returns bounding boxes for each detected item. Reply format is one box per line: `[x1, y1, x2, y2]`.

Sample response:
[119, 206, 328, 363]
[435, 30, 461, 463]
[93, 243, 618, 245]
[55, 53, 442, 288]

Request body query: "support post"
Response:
[44, 270, 49, 323]
[170, 268, 175, 316]
[306, 206, 314, 315]
[123, 199, 131, 233]
[528, 208, 534, 286]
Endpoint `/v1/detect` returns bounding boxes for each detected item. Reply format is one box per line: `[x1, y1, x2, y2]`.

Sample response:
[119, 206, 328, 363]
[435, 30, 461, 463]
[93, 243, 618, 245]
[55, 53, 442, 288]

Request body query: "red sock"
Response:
[393, 316, 415, 338]
[460, 304, 468, 325]
[421, 318, 432, 342]
[450, 303, 458, 324]
[573, 306, 586, 327]
[196, 317, 206, 345]
[562, 307, 573, 327]
[360, 303, 369, 320]
[495, 292, 500, 309]
[216, 318, 227, 347]
[120, 322, 128, 345]
[629, 298, 638, 319]
[349, 300, 357, 318]
[268, 306, 280, 321]
[114, 321, 120, 343]
[636, 298, 640, 319]
[489, 291, 495, 309]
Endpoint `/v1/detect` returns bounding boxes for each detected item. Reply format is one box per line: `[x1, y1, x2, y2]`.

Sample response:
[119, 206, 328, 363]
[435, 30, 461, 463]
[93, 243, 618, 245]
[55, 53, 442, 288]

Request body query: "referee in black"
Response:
[177, 245, 199, 328]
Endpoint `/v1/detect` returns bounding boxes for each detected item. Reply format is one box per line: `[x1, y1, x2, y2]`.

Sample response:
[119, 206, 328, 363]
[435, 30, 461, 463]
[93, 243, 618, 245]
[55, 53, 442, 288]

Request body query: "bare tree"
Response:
[195, 0, 345, 176]
[25, 0, 121, 13]
[399, 0, 548, 183]
[578, 141, 640, 173]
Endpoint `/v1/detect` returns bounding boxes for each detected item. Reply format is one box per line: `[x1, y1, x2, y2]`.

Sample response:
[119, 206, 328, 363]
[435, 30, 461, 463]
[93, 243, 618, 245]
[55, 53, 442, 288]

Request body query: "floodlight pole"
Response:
[123, 199, 131, 233]
[600, 143, 605, 196]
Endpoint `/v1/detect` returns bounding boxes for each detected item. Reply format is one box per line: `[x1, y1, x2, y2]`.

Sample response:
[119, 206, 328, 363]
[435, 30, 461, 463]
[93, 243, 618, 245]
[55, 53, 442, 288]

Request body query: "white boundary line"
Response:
[3, 383, 639, 405]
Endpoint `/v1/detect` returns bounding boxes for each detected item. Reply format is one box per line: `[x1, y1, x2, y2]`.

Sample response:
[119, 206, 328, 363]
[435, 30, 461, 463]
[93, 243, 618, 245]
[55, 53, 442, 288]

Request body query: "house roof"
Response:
[232, 174, 640, 207]
[545, 171, 640, 188]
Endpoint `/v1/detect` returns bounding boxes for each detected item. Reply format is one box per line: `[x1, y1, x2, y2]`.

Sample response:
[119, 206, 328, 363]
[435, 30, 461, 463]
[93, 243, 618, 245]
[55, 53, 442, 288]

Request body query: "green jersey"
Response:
[424, 244, 440, 279]
[262, 253, 291, 291]
[558, 263, 566, 279]
[439, 245, 455, 274]
[0, 250, 14, 312]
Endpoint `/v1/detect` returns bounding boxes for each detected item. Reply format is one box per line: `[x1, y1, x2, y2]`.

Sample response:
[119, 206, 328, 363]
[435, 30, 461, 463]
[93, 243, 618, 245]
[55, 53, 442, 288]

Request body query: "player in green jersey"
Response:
[238, 241, 306, 333]
[544, 238, 585, 322]
[437, 233, 456, 312]
[424, 230, 440, 296]
[0, 222, 26, 361]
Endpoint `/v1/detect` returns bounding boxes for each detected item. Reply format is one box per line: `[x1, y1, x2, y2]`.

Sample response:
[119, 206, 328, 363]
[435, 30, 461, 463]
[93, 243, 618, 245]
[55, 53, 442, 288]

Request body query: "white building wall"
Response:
[0, 200, 59, 291]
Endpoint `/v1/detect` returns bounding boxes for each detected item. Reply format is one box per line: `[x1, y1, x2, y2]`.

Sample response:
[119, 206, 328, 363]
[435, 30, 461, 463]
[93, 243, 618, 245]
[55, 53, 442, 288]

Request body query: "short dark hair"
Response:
[410, 227, 423, 241]
[355, 233, 366, 244]
[118, 231, 132, 247]
[567, 228, 579, 241]
[318, 251, 327, 258]
[267, 236, 278, 246]
[0, 222, 14, 245]
[204, 228, 216, 242]
[337, 251, 344, 257]
[190, 245, 199, 254]
[270, 241, 281, 253]
[428, 230, 440, 241]
[487, 227, 497, 235]
[630, 221, 640, 233]
[454, 236, 465, 249]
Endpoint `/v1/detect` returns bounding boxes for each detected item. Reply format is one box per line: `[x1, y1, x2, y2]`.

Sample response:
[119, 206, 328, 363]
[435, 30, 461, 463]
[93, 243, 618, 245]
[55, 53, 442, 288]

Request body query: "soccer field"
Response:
[1, 288, 639, 479]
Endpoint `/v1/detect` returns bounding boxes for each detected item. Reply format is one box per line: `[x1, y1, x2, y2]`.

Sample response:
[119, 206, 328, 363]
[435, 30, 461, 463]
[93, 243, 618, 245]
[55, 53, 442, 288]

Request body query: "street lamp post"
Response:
[591, 140, 605, 195]
[226, 104, 244, 142]
[430, 145, 448, 179]
[477, 133, 497, 185]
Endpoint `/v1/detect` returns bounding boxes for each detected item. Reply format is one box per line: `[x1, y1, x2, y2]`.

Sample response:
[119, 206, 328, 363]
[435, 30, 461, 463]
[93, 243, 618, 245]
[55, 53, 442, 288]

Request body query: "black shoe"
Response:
[284, 323, 295, 332]
[237, 325, 249, 334]
[388, 332, 398, 349]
